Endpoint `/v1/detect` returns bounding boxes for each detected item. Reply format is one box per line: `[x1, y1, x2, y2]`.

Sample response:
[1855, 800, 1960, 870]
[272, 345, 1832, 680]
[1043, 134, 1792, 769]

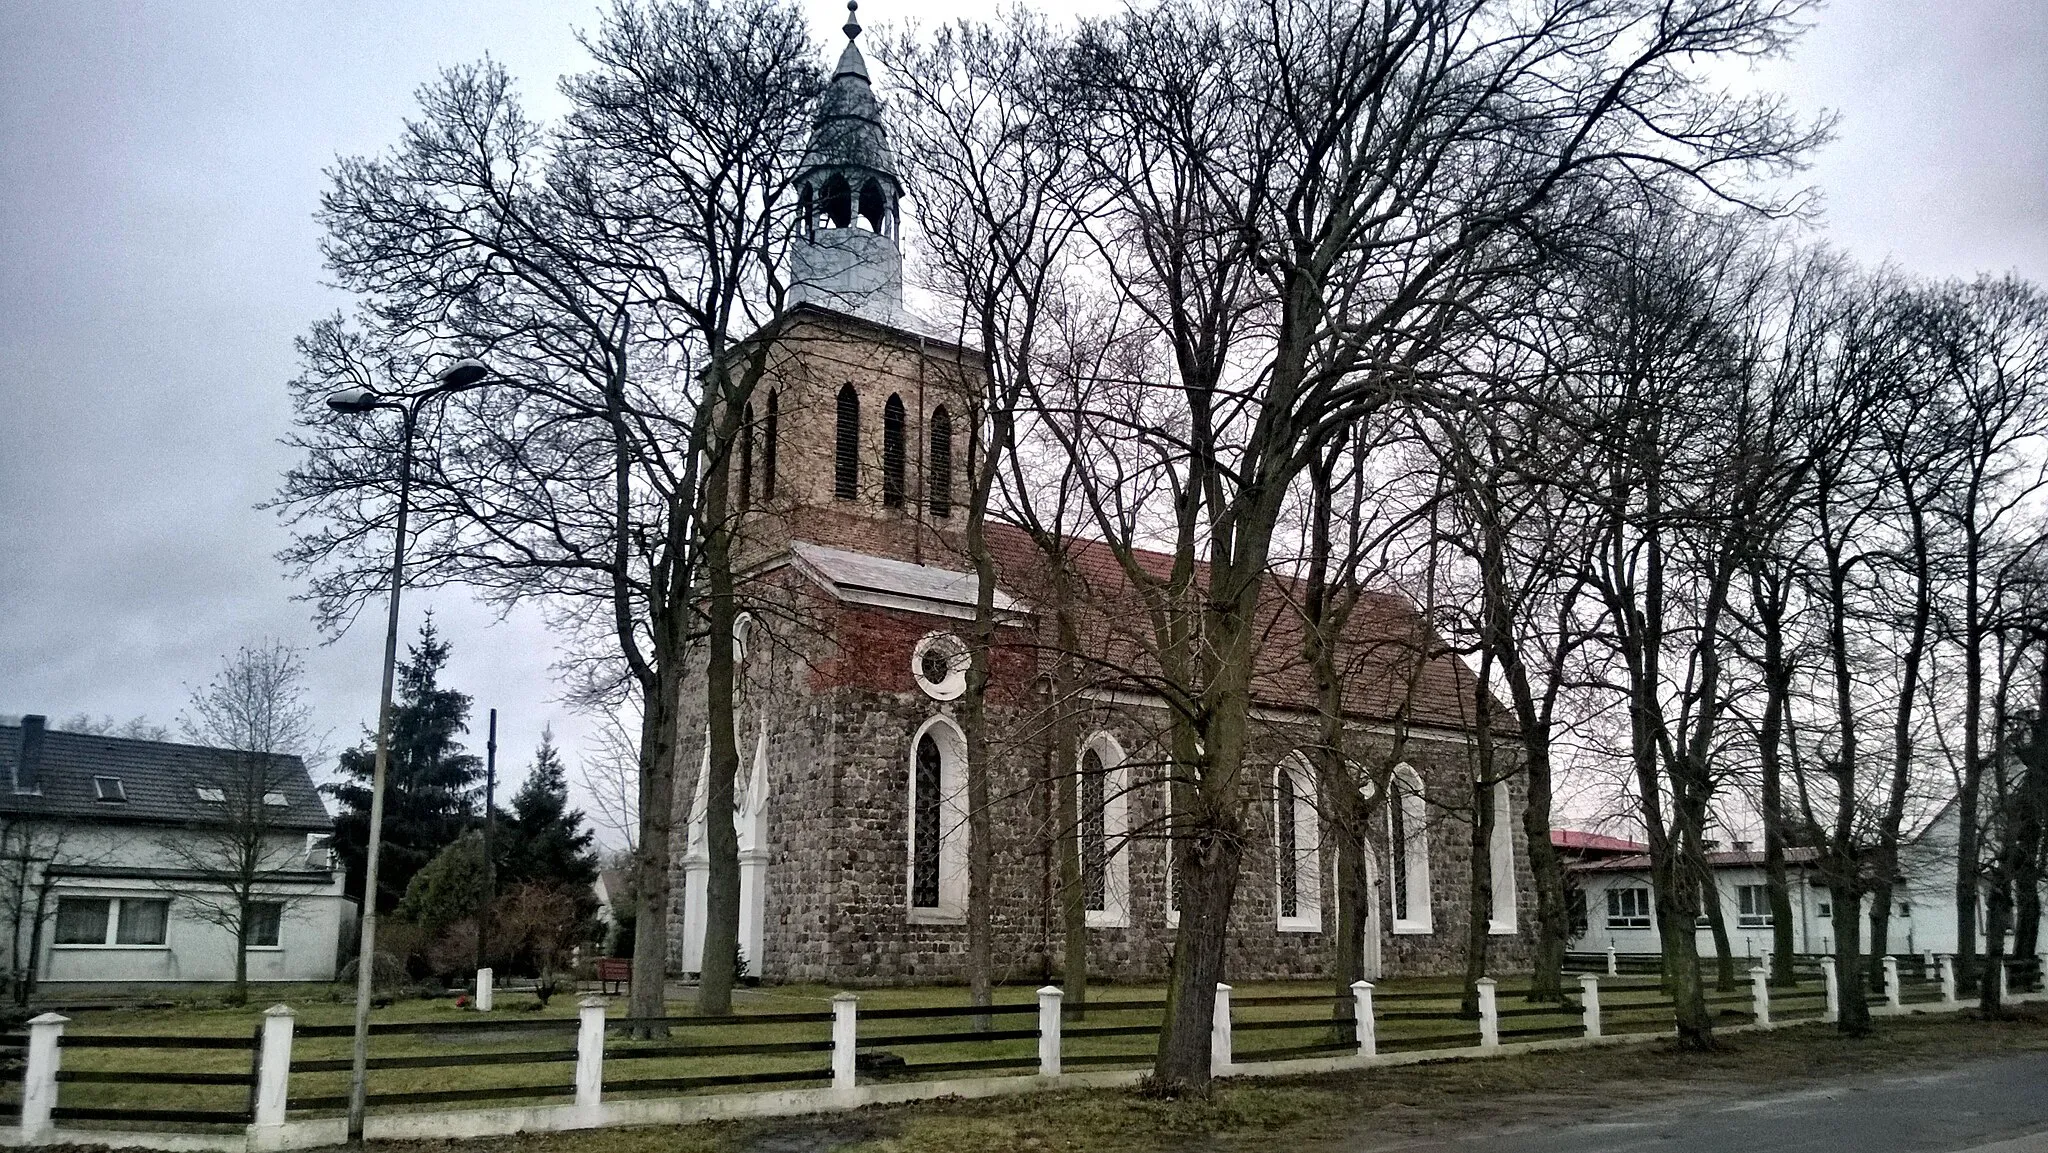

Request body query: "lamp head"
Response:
[437, 358, 490, 389]
[325, 388, 382, 414]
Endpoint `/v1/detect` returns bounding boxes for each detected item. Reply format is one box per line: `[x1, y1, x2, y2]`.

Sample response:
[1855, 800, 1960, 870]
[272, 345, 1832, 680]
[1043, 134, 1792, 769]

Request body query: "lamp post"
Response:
[327, 356, 492, 1143]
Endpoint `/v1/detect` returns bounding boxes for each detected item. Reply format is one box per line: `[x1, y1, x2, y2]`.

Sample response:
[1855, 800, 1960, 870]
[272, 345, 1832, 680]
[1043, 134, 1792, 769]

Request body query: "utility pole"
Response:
[476, 708, 498, 974]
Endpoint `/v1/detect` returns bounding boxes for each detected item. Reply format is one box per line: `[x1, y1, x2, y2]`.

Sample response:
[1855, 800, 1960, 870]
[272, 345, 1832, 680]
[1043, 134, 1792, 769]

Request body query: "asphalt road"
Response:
[1348, 1051, 2048, 1153]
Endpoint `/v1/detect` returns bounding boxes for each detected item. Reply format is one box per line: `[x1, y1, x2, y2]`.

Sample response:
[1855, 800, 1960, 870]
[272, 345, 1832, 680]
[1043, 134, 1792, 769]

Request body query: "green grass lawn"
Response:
[19, 971, 1849, 1127]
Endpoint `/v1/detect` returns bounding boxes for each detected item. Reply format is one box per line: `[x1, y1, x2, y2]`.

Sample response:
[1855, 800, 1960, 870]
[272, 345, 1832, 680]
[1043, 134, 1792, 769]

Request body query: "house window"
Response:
[93, 776, 126, 802]
[1487, 779, 1516, 934]
[928, 406, 953, 517]
[55, 896, 169, 946]
[834, 383, 860, 499]
[1389, 764, 1431, 933]
[1078, 734, 1130, 928]
[196, 786, 226, 803]
[1606, 886, 1652, 929]
[907, 719, 968, 921]
[882, 393, 907, 508]
[1275, 757, 1321, 931]
[1737, 884, 1772, 928]
[247, 901, 283, 948]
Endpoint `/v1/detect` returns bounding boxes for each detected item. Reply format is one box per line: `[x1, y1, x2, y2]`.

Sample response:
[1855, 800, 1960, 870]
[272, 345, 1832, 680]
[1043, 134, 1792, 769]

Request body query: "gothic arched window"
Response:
[798, 182, 814, 239]
[1389, 763, 1432, 933]
[859, 179, 887, 233]
[928, 405, 953, 517]
[1488, 779, 1517, 933]
[822, 173, 853, 229]
[763, 391, 779, 498]
[1275, 757, 1321, 930]
[913, 733, 942, 909]
[882, 393, 907, 508]
[834, 383, 859, 500]
[1078, 733, 1129, 927]
[908, 718, 967, 920]
[738, 402, 755, 509]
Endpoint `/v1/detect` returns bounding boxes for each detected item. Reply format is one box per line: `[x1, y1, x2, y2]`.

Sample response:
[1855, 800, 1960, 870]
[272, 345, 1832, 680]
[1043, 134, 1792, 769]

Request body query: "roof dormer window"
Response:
[194, 786, 225, 803]
[263, 792, 289, 807]
[93, 776, 127, 803]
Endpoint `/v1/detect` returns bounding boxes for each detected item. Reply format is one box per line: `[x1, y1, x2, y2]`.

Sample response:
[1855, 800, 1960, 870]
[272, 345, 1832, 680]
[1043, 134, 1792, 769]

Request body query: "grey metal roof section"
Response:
[0, 723, 332, 831]
[790, 541, 1028, 620]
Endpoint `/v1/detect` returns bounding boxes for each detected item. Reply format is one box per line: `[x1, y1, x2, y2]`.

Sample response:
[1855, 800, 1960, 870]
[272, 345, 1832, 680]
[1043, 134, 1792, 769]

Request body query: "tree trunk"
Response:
[1051, 598, 1089, 1017]
[1833, 879, 1871, 1036]
[1980, 876, 2011, 1016]
[1155, 795, 1243, 1091]
[1461, 773, 1494, 1016]
[962, 493, 1000, 1031]
[629, 658, 680, 1037]
[1521, 739, 1567, 1002]
[697, 453, 744, 1018]
[231, 899, 250, 1008]
[1756, 595, 1797, 986]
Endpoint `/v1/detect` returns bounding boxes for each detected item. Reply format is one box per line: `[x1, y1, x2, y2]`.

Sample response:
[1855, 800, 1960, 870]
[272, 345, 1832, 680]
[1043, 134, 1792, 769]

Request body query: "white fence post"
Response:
[1351, 980, 1376, 1058]
[1606, 945, 1618, 976]
[574, 997, 606, 1119]
[1210, 984, 1233, 1075]
[1750, 966, 1770, 1028]
[1939, 954, 1957, 1007]
[476, 967, 494, 1012]
[21, 1011, 66, 1142]
[1578, 973, 1602, 1039]
[1477, 977, 1498, 1049]
[1037, 986, 1063, 1077]
[1882, 956, 1901, 1012]
[253, 1005, 295, 1132]
[832, 993, 859, 1093]
[1820, 956, 1840, 1023]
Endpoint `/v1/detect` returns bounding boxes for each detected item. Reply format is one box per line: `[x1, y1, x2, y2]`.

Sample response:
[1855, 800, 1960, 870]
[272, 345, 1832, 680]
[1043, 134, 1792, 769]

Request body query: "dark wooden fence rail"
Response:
[51, 1028, 259, 1127]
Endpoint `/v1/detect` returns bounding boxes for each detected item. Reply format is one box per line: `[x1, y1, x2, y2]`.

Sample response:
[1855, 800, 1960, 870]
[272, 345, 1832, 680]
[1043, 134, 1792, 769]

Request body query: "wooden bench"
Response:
[595, 957, 631, 995]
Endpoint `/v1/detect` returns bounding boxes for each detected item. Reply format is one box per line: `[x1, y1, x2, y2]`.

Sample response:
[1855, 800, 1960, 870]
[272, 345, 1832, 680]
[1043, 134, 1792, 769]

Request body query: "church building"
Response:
[668, 8, 1534, 987]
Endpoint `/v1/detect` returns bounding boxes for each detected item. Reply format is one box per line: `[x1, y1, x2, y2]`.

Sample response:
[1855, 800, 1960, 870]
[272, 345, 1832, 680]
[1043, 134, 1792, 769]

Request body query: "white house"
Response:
[0, 716, 349, 988]
[1566, 840, 1842, 959]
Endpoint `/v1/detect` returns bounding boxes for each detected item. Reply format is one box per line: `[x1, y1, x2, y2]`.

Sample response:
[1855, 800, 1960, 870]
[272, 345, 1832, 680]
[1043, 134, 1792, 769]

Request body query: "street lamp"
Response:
[326, 355, 497, 1143]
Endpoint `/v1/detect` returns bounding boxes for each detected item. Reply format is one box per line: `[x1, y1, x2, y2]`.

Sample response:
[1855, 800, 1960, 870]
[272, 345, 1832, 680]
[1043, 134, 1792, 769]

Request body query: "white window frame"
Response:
[1274, 756, 1322, 933]
[245, 900, 285, 950]
[52, 894, 172, 949]
[906, 715, 970, 924]
[1736, 883, 1772, 928]
[1163, 776, 1180, 929]
[1389, 763, 1433, 934]
[1606, 885, 1652, 929]
[1488, 778, 1518, 935]
[1078, 732, 1131, 929]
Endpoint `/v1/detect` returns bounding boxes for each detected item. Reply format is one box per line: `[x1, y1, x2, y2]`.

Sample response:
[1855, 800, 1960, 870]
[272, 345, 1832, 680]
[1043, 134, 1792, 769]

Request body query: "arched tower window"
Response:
[738, 402, 755, 509]
[822, 173, 853, 229]
[859, 179, 886, 233]
[928, 405, 953, 517]
[798, 183, 814, 240]
[834, 383, 859, 500]
[1389, 763, 1432, 933]
[763, 391, 779, 498]
[1275, 756, 1321, 931]
[882, 393, 907, 508]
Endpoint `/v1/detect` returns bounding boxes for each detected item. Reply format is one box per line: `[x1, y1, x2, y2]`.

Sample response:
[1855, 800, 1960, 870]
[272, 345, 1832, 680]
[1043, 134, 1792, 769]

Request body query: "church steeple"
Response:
[791, 1, 906, 324]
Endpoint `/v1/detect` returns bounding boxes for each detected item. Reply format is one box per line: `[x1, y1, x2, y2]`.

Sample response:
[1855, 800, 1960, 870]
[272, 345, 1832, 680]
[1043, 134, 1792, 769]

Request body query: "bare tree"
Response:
[165, 641, 322, 1007]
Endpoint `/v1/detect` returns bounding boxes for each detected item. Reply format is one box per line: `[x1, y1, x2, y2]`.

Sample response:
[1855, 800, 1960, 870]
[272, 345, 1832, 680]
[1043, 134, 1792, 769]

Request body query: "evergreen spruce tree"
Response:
[497, 727, 599, 893]
[329, 617, 482, 913]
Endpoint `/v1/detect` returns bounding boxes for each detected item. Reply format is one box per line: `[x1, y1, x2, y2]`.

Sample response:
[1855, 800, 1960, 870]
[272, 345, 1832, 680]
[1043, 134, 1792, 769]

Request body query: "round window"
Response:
[911, 632, 968, 701]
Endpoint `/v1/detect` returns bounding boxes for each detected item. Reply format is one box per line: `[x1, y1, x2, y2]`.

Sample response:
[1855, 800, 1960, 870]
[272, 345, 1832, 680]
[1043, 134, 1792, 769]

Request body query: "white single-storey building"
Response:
[1568, 842, 1839, 959]
[0, 715, 349, 989]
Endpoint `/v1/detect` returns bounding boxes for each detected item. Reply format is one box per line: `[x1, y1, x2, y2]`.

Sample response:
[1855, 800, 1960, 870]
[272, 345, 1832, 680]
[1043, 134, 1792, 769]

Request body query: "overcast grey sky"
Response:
[1, 0, 2043, 835]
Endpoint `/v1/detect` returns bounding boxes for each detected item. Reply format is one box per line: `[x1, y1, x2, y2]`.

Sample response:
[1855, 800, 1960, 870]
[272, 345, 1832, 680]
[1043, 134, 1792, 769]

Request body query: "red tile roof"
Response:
[1551, 829, 1648, 854]
[983, 523, 1500, 733]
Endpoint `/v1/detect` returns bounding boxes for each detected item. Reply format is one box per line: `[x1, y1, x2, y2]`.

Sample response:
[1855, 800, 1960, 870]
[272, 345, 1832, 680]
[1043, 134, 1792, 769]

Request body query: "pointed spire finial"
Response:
[843, 0, 861, 41]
